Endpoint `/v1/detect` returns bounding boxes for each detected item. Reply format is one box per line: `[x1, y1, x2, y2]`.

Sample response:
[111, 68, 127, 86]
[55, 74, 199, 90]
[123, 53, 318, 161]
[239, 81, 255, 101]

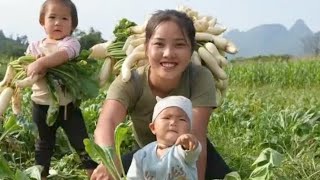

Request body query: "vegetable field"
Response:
[0, 56, 320, 180]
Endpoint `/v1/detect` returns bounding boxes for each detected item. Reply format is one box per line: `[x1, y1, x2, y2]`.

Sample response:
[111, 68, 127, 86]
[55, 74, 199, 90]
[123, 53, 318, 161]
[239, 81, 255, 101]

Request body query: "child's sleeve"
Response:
[127, 150, 145, 180]
[58, 37, 80, 60]
[25, 41, 41, 56]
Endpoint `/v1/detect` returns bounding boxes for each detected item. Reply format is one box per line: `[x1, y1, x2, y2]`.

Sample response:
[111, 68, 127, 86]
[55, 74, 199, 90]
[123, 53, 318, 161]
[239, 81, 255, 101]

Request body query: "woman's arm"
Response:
[192, 107, 212, 180]
[91, 99, 127, 180]
[94, 99, 127, 147]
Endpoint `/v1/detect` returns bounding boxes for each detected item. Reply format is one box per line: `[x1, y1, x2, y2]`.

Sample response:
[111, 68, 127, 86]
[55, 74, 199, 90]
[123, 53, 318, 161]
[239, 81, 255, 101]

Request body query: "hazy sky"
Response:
[0, 0, 319, 42]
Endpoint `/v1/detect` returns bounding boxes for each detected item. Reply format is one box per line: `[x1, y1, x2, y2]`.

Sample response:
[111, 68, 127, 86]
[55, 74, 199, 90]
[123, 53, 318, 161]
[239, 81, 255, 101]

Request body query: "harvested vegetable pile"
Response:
[0, 50, 100, 125]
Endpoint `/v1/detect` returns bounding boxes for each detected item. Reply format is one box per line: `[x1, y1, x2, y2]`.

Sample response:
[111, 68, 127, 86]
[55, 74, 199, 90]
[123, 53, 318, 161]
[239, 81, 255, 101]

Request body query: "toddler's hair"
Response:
[39, 0, 78, 33]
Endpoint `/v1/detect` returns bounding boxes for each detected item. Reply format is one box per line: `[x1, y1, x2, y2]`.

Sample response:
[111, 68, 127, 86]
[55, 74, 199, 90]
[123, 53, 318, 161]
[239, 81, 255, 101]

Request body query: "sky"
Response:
[0, 0, 319, 43]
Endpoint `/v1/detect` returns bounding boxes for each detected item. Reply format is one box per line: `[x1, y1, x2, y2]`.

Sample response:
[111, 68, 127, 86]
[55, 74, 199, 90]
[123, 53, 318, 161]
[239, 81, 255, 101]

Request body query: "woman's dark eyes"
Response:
[154, 42, 164, 46]
[153, 42, 186, 47]
[176, 43, 186, 47]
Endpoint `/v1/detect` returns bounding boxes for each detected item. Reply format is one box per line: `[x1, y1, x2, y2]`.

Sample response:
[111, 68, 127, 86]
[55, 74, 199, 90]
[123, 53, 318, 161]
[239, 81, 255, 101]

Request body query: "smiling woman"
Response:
[92, 9, 231, 180]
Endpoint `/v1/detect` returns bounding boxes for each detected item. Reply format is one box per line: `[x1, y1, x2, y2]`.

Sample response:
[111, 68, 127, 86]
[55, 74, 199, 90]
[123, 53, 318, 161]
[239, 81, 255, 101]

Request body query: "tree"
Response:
[0, 31, 28, 57]
[302, 32, 320, 56]
[74, 27, 105, 50]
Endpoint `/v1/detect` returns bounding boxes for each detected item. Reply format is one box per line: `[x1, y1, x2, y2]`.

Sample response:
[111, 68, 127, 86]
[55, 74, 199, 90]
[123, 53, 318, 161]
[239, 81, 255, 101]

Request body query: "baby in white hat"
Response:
[127, 96, 202, 180]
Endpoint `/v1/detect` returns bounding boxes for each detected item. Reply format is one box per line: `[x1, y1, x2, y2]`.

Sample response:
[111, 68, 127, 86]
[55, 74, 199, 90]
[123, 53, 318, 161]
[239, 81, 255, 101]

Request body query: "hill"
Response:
[225, 19, 314, 58]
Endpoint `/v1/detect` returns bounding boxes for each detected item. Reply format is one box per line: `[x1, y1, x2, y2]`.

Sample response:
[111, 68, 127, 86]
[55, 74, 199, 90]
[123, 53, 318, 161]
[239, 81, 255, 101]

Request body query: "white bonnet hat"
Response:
[152, 96, 193, 123]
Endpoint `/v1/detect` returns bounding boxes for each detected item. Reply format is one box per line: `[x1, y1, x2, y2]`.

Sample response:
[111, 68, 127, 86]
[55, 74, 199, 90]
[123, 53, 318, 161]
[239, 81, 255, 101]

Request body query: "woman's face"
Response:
[146, 20, 192, 81]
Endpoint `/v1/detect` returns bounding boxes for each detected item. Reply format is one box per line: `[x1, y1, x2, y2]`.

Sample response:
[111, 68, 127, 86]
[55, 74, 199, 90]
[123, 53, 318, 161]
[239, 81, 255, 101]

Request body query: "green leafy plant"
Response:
[84, 121, 132, 180]
[249, 148, 284, 180]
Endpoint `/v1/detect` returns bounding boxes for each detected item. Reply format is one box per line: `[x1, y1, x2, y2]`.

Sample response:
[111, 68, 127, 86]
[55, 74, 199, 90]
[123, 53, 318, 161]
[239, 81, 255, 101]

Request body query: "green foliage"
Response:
[249, 148, 284, 179]
[0, 30, 28, 57]
[84, 121, 132, 180]
[113, 18, 136, 42]
[74, 27, 105, 50]
[227, 58, 320, 87]
[1, 56, 320, 179]
[210, 84, 320, 179]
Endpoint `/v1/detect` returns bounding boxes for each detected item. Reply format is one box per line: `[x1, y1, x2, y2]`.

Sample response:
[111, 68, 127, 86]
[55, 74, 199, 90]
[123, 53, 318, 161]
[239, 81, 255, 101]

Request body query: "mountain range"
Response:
[224, 19, 315, 58]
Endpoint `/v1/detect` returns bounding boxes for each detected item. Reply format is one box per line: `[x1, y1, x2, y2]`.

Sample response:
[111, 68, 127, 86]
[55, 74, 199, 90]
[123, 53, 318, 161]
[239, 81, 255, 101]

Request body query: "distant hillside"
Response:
[0, 30, 28, 57]
[225, 19, 314, 58]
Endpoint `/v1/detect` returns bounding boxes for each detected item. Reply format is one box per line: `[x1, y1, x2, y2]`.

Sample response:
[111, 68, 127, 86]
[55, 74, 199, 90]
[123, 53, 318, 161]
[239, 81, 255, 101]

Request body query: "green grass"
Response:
[1, 56, 320, 179]
[209, 58, 320, 179]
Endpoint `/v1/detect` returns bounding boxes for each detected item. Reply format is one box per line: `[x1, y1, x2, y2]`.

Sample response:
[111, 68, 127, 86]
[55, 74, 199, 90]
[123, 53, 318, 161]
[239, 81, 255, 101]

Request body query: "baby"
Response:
[127, 95, 202, 180]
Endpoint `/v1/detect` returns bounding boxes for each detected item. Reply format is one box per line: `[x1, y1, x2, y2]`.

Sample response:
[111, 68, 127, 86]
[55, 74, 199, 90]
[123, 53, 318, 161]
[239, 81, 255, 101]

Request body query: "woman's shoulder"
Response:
[187, 63, 212, 78]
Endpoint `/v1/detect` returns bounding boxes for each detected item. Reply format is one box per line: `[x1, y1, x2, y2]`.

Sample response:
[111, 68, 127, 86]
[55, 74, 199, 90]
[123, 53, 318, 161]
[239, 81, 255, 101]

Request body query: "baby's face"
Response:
[151, 107, 190, 146]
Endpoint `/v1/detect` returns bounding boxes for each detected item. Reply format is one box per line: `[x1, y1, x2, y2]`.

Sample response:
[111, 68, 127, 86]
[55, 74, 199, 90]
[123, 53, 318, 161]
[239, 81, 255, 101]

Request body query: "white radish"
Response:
[0, 87, 14, 117]
[208, 18, 217, 27]
[11, 88, 22, 115]
[130, 37, 145, 47]
[99, 57, 112, 87]
[197, 33, 230, 52]
[187, 10, 198, 20]
[215, 89, 222, 106]
[206, 26, 227, 35]
[215, 79, 228, 91]
[125, 45, 135, 56]
[204, 42, 228, 67]
[121, 52, 146, 82]
[194, 19, 209, 32]
[130, 25, 145, 34]
[15, 74, 40, 88]
[218, 48, 226, 57]
[195, 32, 214, 42]
[225, 41, 238, 54]
[0, 65, 15, 88]
[211, 36, 228, 50]
[122, 34, 145, 52]
[122, 35, 134, 52]
[89, 41, 112, 59]
[131, 44, 145, 54]
[191, 51, 202, 66]
[198, 47, 227, 80]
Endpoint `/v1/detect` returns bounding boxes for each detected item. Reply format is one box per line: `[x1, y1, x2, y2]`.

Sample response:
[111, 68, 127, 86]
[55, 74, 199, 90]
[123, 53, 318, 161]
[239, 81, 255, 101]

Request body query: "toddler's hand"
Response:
[175, 134, 198, 151]
[27, 58, 46, 77]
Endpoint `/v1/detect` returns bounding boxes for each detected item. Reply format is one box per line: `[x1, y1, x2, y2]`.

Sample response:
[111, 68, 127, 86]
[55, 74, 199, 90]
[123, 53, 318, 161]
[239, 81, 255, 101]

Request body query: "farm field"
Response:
[0, 56, 320, 179]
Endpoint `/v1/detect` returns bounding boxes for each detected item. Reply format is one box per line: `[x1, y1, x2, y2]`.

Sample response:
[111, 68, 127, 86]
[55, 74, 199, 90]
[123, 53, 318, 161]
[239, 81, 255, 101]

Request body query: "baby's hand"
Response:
[175, 134, 198, 151]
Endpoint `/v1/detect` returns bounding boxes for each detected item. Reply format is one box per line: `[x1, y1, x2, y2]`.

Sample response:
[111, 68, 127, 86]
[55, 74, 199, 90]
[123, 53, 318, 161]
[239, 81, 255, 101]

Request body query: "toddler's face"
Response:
[43, 2, 73, 40]
[150, 107, 190, 146]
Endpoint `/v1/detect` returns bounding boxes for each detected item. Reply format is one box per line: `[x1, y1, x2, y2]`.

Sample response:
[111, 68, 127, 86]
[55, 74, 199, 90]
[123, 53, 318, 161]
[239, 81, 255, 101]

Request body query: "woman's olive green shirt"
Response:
[106, 63, 217, 147]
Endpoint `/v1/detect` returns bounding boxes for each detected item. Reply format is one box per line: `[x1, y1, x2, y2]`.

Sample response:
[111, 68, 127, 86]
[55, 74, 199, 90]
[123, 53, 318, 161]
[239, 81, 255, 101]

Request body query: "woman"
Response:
[91, 9, 231, 180]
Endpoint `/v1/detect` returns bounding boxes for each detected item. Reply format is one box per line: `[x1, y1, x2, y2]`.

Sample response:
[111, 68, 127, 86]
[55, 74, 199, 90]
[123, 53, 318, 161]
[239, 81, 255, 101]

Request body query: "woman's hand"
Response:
[90, 163, 113, 180]
[175, 133, 198, 151]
